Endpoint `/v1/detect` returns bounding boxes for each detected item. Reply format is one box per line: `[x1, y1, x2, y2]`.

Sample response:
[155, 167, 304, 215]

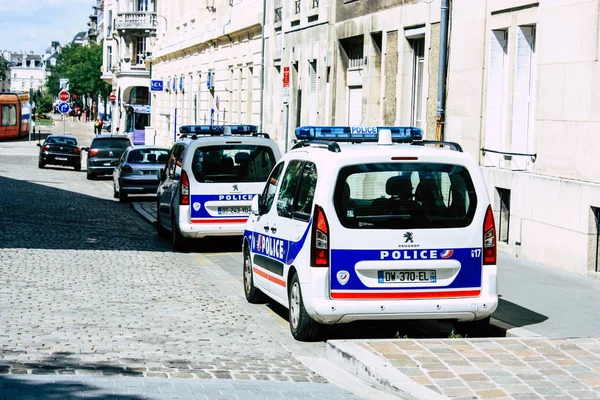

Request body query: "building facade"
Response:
[446, 0, 600, 278]
[101, 0, 156, 143]
[111, 0, 600, 277]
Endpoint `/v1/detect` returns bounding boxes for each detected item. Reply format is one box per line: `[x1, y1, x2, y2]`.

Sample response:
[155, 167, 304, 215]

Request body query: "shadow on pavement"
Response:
[491, 297, 548, 329]
[0, 175, 172, 252]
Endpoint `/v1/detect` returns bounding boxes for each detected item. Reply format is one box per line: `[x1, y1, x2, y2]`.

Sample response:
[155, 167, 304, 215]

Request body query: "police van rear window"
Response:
[191, 144, 276, 183]
[334, 163, 477, 229]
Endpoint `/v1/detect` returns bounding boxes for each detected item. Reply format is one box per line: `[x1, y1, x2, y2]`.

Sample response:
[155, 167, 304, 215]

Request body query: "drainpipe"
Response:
[436, 0, 450, 141]
[259, 0, 267, 133]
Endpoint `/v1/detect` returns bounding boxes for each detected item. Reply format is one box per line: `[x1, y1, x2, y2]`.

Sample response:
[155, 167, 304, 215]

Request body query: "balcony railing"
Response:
[274, 7, 282, 23]
[295, 0, 301, 14]
[115, 12, 157, 33]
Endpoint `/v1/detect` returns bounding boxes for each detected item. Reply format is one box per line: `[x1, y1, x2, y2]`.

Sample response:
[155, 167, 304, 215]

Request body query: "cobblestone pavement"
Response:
[0, 123, 374, 399]
[340, 338, 600, 399]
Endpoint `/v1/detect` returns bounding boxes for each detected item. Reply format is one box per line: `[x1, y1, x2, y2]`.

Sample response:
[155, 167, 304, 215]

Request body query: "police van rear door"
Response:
[330, 159, 485, 300]
[187, 141, 279, 225]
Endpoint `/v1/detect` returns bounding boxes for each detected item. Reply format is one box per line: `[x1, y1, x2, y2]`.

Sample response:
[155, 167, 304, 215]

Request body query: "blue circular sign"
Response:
[58, 102, 70, 115]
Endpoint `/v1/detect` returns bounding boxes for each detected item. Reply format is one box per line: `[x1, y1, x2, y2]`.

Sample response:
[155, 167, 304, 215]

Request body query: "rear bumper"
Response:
[120, 178, 159, 194]
[40, 153, 80, 165]
[87, 166, 115, 176]
[303, 265, 498, 324]
[179, 213, 248, 238]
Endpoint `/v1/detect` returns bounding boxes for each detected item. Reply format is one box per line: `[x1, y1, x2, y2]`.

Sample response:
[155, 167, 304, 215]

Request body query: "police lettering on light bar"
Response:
[179, 125, 259, 135]
[294, 126, 423, 142]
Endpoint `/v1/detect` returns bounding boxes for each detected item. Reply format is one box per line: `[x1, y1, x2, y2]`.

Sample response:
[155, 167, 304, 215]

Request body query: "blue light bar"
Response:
[179, 124, 259, 135]
[294, 126, 422, 142]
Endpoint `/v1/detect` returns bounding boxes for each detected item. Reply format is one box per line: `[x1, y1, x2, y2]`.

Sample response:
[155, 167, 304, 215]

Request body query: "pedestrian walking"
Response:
[94, 117, 103, 135]
[76, 107, 82, 122]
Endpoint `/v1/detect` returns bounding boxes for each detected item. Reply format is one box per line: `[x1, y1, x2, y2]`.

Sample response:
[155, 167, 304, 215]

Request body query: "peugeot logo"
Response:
[60, 147, 63, 150]
[404, 232, 414, 243]
[232, 184, 239, 192]
[109, 151, 114, 156]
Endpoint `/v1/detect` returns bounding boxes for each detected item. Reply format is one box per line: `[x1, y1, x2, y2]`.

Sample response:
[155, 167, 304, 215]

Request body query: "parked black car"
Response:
[82, 135, 132, 180]
[37, 135, 81, 171]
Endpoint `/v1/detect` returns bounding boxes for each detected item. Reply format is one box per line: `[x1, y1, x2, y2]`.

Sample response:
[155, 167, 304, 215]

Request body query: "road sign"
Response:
[109, 93, 117, 102]
[150, 80, 163, 91]
[58, 102, 70, 115]
[283, 67, 290, 88]
[58, 90, 70, 102]
[59, 78, 69, 91]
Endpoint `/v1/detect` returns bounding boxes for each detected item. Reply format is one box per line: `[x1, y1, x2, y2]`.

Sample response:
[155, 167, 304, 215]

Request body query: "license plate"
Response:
[218, 207, 250, 215]
[55, 157, 67, 161]
[143, 170, 158, 176]
[103, 162, 111, 166]
[378, 270, 436, 283]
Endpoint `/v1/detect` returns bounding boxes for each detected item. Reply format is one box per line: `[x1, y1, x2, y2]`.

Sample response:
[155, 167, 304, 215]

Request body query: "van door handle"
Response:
[270, 227, 277, 234]
[263, 226, 269, 232]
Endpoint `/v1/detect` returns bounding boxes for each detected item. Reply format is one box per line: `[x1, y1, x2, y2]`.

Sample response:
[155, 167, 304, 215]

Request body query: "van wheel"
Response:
[289, 273, 320, 341]
[118, 188, 128, 203]
[171, 216, 188, 251]
[156, 205, 168, 238]
[113, 183, 119, 199]
[244, 247, 266, 303]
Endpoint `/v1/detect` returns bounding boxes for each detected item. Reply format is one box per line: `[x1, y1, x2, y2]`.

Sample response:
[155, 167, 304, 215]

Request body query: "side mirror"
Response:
[81, 147, 89, 151]
[160, 168, 166, 181]
[251, 194, 262, 216]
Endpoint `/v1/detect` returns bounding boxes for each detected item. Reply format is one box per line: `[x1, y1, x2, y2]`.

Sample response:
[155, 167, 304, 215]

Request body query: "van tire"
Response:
[171, 216, 188, 252]
[289, 273, 320, 341]
[156, 205, 168, 238]
[243, 247, 266, 303]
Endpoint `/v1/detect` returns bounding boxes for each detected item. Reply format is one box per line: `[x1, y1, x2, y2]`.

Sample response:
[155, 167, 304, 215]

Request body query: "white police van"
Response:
[243, 126, 498, 341]
[156, 125, 281, 251]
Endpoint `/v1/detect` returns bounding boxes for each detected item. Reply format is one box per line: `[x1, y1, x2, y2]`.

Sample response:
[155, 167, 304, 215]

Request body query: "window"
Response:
[107, 9, 112, 36]
[167, 144, 185, 179]
[348, 41, 364, 69]
[127, 148, 169, 164]
[261, 162, 284, 214]
[334, 163, 477, 230]
[485, 30, 508, 167]
[137, 0, 149, 12]
[295, 0, 301, 14]
[592, 207, 600, 273]
[274, 0, 282, 23]
[410, 38, 425, 129]
[277, 160, 304, 218]
[511, 25, 536, 171]
[294, 162, 317, 217]
[135, 37, 146, 65]
[348, 86, 362, 125]
[3, 104, 18, 126]
[190, 145, 276, 183]
[108, 46, 113, 70]
[496, 188, 511, 243]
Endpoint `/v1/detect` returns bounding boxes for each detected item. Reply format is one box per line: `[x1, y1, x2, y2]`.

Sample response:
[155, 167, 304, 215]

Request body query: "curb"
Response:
[491, 317, 542, 338]
[131, 202, 157, 225]
[325, 341, 449, 400]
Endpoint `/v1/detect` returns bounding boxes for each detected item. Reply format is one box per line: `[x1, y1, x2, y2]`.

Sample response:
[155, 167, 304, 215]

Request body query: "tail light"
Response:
[42, 145, 50, 150]
[89, 149, 99, 156]
[73, 147, 81, 154]
[180, 171, 190, 205]
[121, 165, 133, 174]
[483, 205, 496, 265]
[311, 205, 330, 268]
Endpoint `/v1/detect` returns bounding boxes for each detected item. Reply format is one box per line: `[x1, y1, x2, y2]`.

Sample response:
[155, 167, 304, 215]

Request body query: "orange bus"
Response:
[0, 92, 30, 140]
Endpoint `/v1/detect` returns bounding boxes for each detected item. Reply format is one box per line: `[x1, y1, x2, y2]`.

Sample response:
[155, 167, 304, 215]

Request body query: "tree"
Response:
[46, 41, 110, 113]
[0, 56, 8, 85]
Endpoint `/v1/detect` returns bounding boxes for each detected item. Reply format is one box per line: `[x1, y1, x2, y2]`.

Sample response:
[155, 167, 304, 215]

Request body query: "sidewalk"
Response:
[130, 202, 600, 399]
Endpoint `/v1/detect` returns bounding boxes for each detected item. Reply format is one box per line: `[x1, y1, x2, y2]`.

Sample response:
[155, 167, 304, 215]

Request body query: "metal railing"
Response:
[480, 148, 537, 162]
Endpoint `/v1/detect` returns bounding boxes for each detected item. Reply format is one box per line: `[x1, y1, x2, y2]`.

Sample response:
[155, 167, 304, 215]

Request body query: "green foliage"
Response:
[448, 329, 465, 339]
[0, 57, 8, 83]
[46, 41, 110, 101]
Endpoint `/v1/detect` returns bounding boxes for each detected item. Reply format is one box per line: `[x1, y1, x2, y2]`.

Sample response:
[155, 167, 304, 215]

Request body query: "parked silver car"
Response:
[113, 146, 170, 202]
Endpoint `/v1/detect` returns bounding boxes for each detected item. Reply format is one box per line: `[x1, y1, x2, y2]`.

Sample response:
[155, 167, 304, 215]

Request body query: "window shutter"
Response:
[511, 26, 535, 171]
[309, 61, 318, 125]
[484, 30, 507, 167]
[348, 86, 362, 126]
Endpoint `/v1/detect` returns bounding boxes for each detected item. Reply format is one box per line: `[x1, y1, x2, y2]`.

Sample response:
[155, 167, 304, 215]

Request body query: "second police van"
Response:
[243, 126, 498, 341]
[156, 125, 281, 250]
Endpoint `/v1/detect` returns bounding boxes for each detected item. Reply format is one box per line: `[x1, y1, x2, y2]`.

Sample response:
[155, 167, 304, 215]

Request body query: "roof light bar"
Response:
[294, 126, 423, 142]
[179, 124, 259, 135]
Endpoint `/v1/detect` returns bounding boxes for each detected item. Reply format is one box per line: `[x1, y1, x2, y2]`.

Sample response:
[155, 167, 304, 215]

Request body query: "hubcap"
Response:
[290, 282, 300, 329]
[244, 252, 252, 294]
